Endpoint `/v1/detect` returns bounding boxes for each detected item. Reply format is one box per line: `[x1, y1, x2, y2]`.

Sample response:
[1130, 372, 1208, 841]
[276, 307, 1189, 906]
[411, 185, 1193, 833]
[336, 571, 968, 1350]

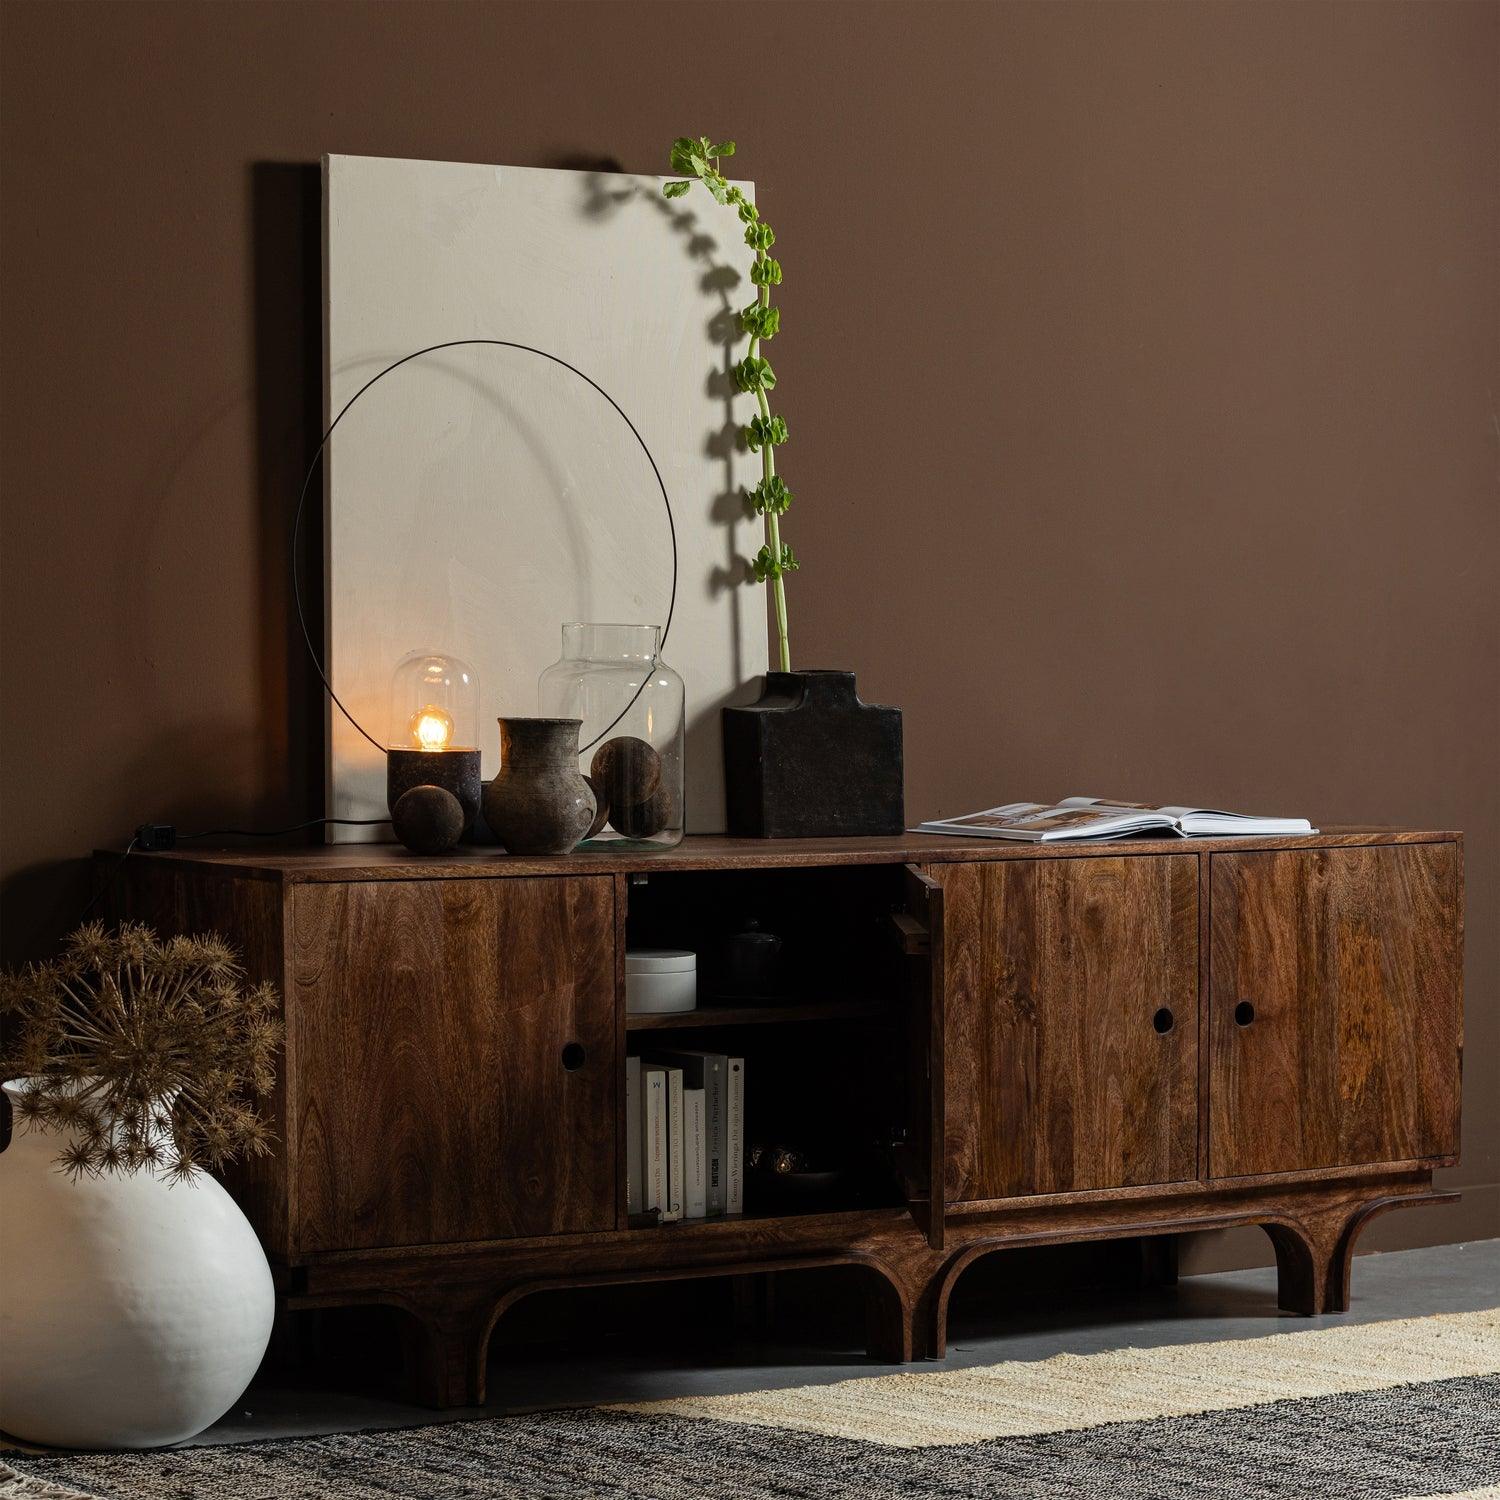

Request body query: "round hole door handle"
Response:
[560, 1042, 587, 1071]
[1152, 1007, 1174, 1034]
[1234, 1001, 1256, 1027]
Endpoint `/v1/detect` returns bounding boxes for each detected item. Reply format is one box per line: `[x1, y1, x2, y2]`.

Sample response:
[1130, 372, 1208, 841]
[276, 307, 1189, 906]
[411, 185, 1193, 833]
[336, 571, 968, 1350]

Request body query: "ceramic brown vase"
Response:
[482, 718, 596, 855]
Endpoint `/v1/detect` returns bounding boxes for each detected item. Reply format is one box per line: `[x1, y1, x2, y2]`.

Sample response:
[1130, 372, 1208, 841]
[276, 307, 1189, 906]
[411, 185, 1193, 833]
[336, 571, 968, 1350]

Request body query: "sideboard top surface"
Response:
[112, 828, 1461, 883]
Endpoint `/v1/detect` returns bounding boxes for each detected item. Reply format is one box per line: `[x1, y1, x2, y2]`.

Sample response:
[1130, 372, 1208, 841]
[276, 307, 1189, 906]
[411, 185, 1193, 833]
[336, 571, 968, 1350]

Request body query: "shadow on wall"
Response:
[576, 158, 767, 812]
[0, 164, 325, 967]
[251, 160, 326, 836]
[1, 713, 289, 965]
[585, 172, 756, 648]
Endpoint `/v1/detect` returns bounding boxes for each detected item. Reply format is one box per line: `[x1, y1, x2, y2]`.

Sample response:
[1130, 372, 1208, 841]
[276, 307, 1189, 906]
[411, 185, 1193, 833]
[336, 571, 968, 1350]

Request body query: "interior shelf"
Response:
[625, 998, 889, 1031]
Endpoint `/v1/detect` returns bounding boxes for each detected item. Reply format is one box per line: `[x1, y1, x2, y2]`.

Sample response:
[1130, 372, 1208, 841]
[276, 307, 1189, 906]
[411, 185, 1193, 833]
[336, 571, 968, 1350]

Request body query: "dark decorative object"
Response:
[591, 735, 661, 807]
[746, 1142, 845, 1209]
[591, 733, 676, 841]
[391, 785, 466, 856]
[482, 718, 596, 855]
[722, 671, 903, 838]
[719, 918, 782, 998]
[386, 750, 481, 839]
[610, 784, 674, 839]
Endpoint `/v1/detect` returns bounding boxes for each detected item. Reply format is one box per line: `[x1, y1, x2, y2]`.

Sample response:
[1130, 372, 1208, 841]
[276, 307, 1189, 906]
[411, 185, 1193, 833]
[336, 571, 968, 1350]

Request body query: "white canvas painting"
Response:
[322, 154, 766, 837]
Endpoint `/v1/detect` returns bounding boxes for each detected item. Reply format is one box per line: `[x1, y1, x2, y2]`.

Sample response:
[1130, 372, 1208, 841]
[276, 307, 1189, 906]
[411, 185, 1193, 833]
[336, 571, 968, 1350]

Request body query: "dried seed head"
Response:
[0, 922, 281, 1181]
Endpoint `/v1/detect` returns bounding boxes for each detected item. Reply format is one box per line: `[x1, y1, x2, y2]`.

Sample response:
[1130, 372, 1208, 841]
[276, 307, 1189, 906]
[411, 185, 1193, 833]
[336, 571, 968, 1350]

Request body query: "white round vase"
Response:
[0, 1079, 275, 1448]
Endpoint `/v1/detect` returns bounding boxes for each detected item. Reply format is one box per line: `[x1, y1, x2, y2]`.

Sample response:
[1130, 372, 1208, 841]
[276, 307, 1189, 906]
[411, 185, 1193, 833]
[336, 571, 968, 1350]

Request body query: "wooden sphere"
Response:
[610, 783, 675, 839]
[590, 736, 661, 811]
[582, 775, 610, 840]
[391, 784, 465, 855]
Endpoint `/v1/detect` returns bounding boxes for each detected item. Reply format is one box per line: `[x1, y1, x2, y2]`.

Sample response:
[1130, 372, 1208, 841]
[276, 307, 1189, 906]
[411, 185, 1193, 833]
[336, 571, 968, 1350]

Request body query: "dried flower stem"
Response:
[0, 921, 282, 1181]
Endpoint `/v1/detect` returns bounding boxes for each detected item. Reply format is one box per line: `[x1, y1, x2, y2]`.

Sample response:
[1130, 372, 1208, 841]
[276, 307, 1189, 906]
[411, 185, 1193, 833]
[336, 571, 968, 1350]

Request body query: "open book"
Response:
[917, 796, 1316, 843]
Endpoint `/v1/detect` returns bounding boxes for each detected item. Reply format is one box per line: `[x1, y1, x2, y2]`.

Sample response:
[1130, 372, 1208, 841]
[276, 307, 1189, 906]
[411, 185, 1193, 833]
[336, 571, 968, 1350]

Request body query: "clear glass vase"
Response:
[537, 623, 685, 848]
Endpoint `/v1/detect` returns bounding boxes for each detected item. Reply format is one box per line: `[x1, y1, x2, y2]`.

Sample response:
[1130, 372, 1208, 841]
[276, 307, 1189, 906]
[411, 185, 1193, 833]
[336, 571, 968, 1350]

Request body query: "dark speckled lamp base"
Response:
[385, 749, 482, 831]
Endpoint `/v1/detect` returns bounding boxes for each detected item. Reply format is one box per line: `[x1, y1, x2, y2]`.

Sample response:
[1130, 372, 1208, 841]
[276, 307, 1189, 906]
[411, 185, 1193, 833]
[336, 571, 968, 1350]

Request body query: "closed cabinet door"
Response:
[938, 855, 1198, 1202]
[291, 876, 616, 1253]
[1209, 844, 1461, 1178]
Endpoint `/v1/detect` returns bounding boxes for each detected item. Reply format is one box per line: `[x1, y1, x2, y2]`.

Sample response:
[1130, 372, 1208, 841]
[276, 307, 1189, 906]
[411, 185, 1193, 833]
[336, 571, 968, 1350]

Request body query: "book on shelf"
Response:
[917, 795, 1315, 843]
[625, 1055, 642, 1217]
[683, 1087, 707, 1219]
[651, 1050, 729, 1215]
[726, 1057, 745, 1214]
[642, 1065, 668, 1215]
[661, 1063, 684, 1222]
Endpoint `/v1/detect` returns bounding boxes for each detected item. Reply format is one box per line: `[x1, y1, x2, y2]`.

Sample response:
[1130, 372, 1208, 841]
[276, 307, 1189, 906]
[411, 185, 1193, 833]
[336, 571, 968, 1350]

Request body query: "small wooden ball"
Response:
[590, 736, 662, 811]
[392, 784, 466, 855]
[610, 783, 676, 840]
[583, 774, 610, 840]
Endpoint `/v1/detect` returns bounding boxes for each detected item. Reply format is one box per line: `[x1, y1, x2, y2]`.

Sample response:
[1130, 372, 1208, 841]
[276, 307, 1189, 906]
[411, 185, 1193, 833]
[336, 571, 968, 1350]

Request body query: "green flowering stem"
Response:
[750, 295, 791, 671]
[664, 136, 795, 673]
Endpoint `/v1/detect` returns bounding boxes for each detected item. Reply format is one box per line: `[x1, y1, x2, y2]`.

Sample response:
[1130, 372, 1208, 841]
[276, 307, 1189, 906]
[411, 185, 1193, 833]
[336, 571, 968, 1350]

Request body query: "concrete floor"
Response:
[192, 1238, 1499, 1447]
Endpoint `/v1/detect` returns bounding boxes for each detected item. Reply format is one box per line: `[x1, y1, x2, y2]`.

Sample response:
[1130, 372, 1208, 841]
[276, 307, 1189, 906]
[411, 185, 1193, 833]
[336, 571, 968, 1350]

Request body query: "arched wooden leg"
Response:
[912, 1271, 946, 1359]
[1264, 1221, 1326, 1315]
[1265, 1210, 1365, 1316]
[863, 1264, 914, 1363]
[927, 1249, 979, 1361]
[1322, 1216, 1361, 1314]
[398, 1288, 500, 1407]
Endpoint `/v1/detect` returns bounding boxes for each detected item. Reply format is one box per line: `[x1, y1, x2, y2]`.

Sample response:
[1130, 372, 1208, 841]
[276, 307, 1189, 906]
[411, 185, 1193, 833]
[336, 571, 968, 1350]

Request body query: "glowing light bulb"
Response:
[409, 705, 455, 751]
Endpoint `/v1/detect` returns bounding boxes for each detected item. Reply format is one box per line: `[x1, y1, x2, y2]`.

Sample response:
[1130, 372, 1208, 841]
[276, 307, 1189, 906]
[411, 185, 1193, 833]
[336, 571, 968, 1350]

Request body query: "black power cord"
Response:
[77, 836, 141, 924]
[136, 817, 389, 850]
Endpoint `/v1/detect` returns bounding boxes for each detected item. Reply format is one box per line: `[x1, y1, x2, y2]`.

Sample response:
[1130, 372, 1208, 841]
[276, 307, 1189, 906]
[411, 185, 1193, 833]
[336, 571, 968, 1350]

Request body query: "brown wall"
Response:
[3, 0, 1496, 1262]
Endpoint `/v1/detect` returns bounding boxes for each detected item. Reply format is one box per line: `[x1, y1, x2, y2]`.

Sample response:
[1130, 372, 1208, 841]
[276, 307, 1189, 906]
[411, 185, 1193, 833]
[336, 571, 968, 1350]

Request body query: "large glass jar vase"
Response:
[538, 624, 685, 847]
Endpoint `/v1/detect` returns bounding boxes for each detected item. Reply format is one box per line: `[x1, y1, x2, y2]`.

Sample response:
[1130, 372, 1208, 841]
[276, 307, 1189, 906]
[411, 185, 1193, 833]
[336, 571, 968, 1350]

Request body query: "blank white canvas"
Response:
[322, 153, 766, 837]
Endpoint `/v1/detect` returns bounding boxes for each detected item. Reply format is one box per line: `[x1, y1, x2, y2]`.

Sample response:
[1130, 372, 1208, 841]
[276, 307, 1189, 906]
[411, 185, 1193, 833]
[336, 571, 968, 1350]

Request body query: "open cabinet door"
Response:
[897, 864, 946, 1249]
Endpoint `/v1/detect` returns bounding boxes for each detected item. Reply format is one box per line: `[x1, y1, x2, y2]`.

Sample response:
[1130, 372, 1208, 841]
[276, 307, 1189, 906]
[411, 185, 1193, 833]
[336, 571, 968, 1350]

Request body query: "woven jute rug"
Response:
[4, 1308, 1498, 1499]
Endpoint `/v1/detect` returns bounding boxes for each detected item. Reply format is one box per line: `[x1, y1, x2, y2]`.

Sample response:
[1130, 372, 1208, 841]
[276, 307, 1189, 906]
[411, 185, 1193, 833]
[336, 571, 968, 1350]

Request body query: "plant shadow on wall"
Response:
[579, 164, 763, 783]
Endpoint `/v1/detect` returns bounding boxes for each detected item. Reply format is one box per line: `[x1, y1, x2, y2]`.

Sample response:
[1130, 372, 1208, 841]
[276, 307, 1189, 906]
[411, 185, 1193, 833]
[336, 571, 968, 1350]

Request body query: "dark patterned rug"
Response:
[4, 1309, 1497, 1499]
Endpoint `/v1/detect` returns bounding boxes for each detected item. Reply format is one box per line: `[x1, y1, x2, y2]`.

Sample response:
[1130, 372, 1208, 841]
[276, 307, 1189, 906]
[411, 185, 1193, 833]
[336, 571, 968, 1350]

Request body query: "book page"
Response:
[921, 802, 1175, 840]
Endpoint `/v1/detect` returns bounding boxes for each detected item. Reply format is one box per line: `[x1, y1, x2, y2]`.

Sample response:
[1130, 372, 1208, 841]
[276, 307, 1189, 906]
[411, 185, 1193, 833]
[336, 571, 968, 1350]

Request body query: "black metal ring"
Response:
[292, 339, 679, 756]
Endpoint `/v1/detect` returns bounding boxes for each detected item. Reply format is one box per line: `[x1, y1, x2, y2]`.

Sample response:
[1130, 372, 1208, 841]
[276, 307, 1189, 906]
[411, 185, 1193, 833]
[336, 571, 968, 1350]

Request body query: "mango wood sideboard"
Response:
[116, 828, 1463, 1406]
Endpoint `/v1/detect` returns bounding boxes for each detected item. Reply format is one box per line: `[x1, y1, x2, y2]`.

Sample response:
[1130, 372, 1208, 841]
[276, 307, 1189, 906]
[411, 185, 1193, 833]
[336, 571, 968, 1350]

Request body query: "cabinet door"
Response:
[1209, 844, 1461, 1178]
[939, 855, 1198, 1202]
[291, 876, 616, 1253]
[897, 865, 946, 1248]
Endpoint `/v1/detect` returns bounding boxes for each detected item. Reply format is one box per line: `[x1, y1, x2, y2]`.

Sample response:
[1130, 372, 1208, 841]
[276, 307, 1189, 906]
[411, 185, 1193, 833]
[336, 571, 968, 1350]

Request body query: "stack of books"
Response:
[626, 1052, 745, 1220]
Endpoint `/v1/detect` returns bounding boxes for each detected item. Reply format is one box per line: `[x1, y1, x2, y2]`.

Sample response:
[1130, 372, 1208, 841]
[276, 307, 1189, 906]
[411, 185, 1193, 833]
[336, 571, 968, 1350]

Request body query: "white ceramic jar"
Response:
[625, 949, 697, 1014]
[0, 1078, 275, 1449]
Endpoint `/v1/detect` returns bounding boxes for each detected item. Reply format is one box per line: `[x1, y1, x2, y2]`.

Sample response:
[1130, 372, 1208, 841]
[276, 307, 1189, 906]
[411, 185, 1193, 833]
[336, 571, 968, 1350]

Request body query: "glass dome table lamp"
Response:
[385, 650, 483, 834]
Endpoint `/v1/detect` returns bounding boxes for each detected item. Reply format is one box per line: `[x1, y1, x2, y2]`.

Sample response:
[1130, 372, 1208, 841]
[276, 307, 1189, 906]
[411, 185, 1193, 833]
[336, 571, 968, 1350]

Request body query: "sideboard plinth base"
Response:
[281, 1170, 1455, 1408]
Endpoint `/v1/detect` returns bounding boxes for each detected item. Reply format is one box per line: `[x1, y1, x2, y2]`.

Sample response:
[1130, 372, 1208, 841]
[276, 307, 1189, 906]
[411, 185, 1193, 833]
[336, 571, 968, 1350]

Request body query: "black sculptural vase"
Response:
[721, 671, 904, 838]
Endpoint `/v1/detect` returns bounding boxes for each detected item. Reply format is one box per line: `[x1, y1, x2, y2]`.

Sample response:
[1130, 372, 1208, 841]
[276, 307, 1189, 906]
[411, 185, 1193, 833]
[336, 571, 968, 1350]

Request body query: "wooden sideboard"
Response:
[116, 829, 1463, 1406]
